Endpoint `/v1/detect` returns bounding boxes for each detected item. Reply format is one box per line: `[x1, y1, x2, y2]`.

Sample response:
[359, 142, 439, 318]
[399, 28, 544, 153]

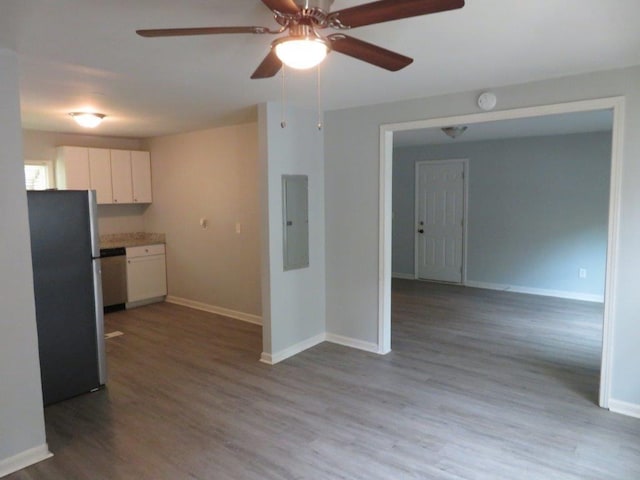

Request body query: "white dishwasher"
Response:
[126, 244, 167, 307]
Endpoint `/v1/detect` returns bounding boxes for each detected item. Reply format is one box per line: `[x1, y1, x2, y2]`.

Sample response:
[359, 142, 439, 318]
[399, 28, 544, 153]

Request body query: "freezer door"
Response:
[27, 190, 103, 405]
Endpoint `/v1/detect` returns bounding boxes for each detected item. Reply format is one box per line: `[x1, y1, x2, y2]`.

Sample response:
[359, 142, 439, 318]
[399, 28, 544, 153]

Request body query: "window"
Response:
[24, 161, 55, 190]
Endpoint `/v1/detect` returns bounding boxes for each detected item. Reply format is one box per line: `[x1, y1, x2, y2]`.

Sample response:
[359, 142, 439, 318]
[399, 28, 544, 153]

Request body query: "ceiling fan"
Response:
[136, 0, 465, 79]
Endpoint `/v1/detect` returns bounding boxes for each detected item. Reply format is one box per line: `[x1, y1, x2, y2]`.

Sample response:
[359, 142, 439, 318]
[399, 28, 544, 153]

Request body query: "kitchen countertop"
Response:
[100, 232, 165, 250]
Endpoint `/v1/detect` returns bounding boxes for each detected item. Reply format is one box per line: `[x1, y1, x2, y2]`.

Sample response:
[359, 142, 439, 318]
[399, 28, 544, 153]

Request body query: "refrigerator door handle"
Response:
[88, 190, 101, 259]
[93, 258, 108, 385]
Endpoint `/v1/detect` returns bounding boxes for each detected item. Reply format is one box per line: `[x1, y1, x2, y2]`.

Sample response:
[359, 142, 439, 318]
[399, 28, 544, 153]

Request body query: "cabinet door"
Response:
[110, 150, 133, 204]
[57, 146, 90, 190]
[126, 255, 167, 303]
[131, 151, 152, 203]
[88, 148, 113, 204]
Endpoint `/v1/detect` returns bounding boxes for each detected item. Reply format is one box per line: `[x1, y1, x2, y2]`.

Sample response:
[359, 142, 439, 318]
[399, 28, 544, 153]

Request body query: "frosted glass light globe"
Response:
[274, 38, 328, 70]
[70, 112, 105, 128]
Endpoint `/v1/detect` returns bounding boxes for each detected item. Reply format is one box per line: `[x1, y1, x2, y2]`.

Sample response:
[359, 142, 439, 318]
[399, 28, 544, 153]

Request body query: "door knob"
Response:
[418, 229, 424, 234]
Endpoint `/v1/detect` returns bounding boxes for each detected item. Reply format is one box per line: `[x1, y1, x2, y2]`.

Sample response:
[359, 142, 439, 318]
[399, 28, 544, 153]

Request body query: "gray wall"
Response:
[259, 103, 326, 357]
[0, 49, 48, 469]
[324, 65, 640, 405]
[392, 132, 611, 297]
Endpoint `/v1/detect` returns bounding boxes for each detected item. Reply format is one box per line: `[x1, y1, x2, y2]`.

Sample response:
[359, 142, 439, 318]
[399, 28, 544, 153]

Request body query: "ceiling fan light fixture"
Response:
[69, 112, 106, 128]
[274, 37, 329, 70]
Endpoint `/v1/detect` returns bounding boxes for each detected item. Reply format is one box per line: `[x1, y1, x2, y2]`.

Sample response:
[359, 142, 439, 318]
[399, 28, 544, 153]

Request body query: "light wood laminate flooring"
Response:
[8, 280, 640, 479]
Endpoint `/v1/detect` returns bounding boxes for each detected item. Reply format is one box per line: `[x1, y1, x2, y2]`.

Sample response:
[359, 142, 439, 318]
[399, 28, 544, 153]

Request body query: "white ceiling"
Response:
[393, 110, 613, 147]
[2, 0, 639, 138]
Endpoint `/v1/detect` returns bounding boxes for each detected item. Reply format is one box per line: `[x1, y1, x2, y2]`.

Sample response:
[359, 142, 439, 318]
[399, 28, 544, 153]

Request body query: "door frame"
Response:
[413, 159, 469, 284]
[378, 96, 625, 409]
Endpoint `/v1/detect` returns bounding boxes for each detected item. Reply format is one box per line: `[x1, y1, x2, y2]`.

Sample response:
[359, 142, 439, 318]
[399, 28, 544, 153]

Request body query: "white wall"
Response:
[258, 103, 326, 360]
[324, 65, 640, 406]
[22, 129, 147, 234]
[0, 49, 50, 476]
[144, 123, 262, 319]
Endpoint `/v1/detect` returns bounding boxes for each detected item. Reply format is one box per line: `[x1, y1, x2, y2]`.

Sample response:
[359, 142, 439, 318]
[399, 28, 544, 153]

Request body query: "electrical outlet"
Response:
[579, 268, 587, 279]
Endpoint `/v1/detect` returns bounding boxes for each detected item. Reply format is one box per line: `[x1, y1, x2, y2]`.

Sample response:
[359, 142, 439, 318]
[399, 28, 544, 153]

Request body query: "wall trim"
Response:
[465, 280, 604, 303]
[259, 352, 274, 365]
[260, 332, 326, 365]
[325, 333, 380, 354]
[260, 331, 381, 365]
[608, 399, 640, 419]
[0, 444, 52, 478]
[126, 296, 166, 310]
[392, 272, 415, 280]
[165, 296, 262, 326]
[380, 96, 625, 410]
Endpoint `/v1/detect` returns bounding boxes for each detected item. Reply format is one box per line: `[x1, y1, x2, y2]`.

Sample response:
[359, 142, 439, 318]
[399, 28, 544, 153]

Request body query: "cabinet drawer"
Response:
[126, 243, 165, 258]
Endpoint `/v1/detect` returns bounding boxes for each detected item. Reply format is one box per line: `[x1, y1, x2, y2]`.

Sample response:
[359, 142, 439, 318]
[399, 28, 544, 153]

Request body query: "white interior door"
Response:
[415, 160, 465, 283]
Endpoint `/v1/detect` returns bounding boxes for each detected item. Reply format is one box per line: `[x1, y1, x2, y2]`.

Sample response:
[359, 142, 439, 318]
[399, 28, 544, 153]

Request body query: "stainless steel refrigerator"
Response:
[27, 190, 107, 406]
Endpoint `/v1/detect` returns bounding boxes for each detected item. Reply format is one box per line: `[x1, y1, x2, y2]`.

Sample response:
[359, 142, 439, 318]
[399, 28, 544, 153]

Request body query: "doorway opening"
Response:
[378, 97, 624, 408]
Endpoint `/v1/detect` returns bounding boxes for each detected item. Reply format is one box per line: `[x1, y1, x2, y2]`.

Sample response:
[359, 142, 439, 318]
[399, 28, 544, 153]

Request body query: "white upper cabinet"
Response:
[56, 146, 90, 190]
[131, 151, 152, 203]
[110, 150, 134, 204]
[56, 146, 153, 205]
[88, 148, 113, 204]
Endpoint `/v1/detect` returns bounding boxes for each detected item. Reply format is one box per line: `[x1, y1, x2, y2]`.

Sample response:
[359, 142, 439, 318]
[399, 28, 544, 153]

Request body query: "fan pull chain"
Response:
[316, 65, 323, 131]
[280, 65, 287, 129]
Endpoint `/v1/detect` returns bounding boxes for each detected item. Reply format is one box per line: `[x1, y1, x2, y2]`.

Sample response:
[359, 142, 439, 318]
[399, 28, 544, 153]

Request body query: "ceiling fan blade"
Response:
[251, 50, 283, 79]
[136, 26, 271, 37]
[329, 0, 465, 29]
[261, 0, 301, 15]
[327, 34, 413, 71]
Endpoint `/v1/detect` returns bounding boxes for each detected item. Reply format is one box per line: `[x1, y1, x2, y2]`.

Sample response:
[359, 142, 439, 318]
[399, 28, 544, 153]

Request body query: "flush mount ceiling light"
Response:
[272, 26, 329, 70]
[441, 126, 468, 139]
[69, 112, 106, 128]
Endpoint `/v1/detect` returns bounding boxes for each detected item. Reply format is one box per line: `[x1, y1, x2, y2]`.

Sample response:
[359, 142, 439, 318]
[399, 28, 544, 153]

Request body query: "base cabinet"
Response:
[126, 244, 167, 305]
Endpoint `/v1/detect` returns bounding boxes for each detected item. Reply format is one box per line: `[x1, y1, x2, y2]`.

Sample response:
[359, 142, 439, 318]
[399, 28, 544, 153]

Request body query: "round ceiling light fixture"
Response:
[274, 36, 329, 70]
[273, 23, 330, 70]
[69, 112, 106, 128]
[441, 126, 468, 139]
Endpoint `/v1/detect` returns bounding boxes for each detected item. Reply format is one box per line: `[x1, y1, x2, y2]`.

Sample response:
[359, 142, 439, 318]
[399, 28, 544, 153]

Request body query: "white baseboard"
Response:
[392, 272, 415, 280]
[464, 281, 604, 303]
[260, 331, 381, 365]
[260, 332, 326, 365]
[325, 333, 380, 354]
[0, 444, 52, 478]
[608, 399, 640, 419]
[165, 296, 262, 326]
[126, 296, 165, 309]
[259, 352, 274, 365]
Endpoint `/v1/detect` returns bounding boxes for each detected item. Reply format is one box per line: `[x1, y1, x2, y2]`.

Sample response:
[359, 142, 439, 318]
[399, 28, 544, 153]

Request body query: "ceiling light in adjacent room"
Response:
[441, 126, 467, 139]
[69, 112, 106, 128]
